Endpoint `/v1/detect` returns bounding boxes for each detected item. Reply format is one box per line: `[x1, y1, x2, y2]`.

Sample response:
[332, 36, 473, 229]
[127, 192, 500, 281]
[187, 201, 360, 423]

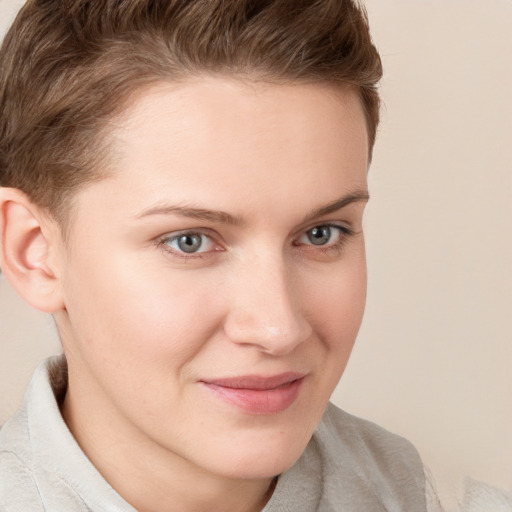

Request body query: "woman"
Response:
[0, 1, 427, 510]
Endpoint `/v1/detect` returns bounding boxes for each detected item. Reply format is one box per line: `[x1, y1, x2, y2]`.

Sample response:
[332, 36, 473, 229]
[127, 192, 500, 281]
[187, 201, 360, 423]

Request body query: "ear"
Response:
[0, 188, 65, 313]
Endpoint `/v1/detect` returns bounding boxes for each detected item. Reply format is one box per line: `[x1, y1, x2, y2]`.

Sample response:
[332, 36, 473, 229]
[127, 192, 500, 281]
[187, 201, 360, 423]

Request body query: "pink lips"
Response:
[202, 373, 305, 415]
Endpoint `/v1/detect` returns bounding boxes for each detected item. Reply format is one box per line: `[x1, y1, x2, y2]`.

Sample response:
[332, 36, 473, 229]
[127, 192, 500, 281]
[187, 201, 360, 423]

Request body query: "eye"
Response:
[305, 225, 333, 245]
[292, 223, 356, 258]
[160, 231, 216, 255]
[298, 224, 351, 247]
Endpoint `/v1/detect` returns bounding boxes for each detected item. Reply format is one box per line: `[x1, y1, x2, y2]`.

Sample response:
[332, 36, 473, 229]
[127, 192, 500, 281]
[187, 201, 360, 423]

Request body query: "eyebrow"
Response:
[135, 203, 245, 226]
[135, 190, 369, 226]
[301, 190, 370, 223]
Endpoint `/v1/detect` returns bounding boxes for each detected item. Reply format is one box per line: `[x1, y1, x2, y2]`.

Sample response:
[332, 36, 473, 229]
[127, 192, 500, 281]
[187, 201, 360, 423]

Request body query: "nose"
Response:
[223, 252, 312, 356]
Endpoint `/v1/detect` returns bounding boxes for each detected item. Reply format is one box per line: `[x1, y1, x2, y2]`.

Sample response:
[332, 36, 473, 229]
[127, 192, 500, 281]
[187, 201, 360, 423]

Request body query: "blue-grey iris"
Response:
[177, 234, 202, 253]
[307, 226, 331, 245]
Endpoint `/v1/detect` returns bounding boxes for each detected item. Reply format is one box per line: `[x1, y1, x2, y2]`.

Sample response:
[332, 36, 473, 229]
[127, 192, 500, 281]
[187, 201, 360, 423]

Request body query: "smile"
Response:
[201, 373, 306, 415]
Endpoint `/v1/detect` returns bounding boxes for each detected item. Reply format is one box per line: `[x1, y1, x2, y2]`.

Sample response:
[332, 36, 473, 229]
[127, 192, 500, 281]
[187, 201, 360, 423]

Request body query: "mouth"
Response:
[201, 373, 306, 415]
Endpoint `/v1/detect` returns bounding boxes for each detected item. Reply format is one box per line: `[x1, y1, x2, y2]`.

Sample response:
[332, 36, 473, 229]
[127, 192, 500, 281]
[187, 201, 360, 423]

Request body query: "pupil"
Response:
[308, 226, 331, 245]
[178, 234, 202, 253]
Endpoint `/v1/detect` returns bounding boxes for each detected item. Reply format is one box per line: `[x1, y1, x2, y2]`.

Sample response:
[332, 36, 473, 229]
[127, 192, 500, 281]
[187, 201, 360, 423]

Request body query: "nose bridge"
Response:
[224, 247, 312, 355]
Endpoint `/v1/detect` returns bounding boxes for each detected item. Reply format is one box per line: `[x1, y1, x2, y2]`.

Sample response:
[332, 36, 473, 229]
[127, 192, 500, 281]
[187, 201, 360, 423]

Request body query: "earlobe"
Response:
[0, 188, 65, 313]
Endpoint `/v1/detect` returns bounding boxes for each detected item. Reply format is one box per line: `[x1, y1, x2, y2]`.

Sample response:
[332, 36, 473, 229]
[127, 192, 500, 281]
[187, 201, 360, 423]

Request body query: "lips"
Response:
[201, 373, 305, 415]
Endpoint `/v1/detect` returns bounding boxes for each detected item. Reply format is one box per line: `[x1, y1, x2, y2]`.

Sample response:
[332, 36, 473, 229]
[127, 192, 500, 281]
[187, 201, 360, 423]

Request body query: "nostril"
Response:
[223, 260, 310, 353]
[224, 307, 311, 355]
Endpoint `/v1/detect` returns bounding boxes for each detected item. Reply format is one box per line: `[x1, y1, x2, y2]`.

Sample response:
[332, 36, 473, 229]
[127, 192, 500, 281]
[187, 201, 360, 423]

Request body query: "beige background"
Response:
[1, 0, 511, 509]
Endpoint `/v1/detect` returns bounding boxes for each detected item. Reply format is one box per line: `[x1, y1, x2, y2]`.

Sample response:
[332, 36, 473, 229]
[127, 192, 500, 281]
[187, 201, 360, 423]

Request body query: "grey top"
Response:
[0, 356, 427, 511]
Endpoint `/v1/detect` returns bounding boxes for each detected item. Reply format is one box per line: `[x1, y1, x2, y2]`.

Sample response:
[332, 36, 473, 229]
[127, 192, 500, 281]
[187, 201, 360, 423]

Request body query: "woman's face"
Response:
[57, 78, 369, 482]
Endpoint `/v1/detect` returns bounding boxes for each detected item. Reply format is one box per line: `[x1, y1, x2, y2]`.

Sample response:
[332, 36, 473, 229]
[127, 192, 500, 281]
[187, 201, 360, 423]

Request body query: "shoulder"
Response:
[0, 403, 32, 472]
[0, 357, 91, 512]
[0, 408, 45, 511]
[0, 439, 89, 512]
[312, 402, 427, 511]
[320, 402, 424, 467]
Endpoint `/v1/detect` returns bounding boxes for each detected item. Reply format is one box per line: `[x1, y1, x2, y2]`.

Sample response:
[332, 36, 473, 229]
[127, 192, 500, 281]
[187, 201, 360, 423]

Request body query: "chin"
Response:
[211, 404, 327, 479]
[203, 429, 312, 480]
[218, 454, 300, 481]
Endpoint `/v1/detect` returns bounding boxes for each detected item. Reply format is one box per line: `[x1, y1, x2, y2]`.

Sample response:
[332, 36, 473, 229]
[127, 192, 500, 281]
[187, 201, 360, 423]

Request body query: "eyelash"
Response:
[157, 230, 221, 260]
[156, 223, 355, 260]
[293, 224, 355, 254]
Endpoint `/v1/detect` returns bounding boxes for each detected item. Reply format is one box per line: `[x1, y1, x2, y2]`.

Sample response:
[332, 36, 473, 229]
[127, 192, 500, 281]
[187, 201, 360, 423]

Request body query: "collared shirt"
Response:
[0, 356, 427, 511]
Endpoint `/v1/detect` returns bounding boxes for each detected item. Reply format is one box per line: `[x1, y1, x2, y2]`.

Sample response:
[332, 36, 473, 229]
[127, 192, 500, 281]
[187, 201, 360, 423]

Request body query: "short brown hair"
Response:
[0, 0, 382, 223]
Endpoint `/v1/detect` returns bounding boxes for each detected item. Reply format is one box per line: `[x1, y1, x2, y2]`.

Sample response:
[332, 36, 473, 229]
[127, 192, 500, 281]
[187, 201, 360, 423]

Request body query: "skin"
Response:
[29, 78, 369, 512]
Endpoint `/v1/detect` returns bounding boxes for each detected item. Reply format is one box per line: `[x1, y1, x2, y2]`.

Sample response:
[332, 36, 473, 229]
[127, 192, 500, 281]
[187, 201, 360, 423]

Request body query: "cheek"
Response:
[62, 251, 225, 369]
[303, 251, 367, 350]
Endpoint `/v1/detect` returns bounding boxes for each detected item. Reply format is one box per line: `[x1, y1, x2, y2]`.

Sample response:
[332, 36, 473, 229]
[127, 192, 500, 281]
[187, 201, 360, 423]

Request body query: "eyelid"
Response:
[156, 227, 223, 243]
[156, 228, 225, 258]
[292, 222, 356, 253]
[294, 220, 354, 240]
[154, 221, 357, 260]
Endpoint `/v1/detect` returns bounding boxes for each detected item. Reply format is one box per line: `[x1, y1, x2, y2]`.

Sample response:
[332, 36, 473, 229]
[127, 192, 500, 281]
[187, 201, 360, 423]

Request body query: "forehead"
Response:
[77, 77, 368, 225]
[114, 77, 368, 160]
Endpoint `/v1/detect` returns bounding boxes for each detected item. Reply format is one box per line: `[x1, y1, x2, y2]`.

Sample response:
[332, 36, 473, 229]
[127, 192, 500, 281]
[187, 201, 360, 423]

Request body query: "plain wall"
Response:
[1, 0, 511, 509]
